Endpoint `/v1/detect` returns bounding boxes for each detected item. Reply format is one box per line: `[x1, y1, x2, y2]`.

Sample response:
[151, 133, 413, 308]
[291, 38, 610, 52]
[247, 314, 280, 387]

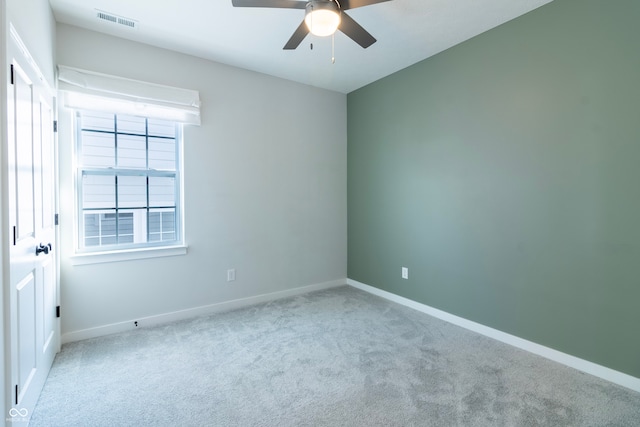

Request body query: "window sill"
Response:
[70, 245, 188, 266]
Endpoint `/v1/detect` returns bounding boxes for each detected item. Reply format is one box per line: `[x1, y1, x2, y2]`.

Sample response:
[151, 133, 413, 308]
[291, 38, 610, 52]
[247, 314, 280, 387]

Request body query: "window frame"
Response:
[73, 110, 185, 259]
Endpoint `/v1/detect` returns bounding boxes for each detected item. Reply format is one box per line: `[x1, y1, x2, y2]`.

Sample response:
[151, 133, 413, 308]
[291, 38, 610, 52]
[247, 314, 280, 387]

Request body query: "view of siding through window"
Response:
[78, 112, 179, 249]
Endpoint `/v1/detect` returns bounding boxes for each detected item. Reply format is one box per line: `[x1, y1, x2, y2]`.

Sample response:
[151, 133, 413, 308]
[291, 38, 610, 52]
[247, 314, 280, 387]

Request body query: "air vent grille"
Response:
[118, 17, 136, 28]
[96, 10, 138, 30]
[97, 12, 117, 23]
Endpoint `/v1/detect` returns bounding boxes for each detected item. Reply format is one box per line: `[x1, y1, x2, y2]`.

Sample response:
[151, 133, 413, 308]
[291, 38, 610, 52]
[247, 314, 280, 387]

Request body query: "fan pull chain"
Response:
[332, 33, 336, 64]
[310, 5, 315, 51]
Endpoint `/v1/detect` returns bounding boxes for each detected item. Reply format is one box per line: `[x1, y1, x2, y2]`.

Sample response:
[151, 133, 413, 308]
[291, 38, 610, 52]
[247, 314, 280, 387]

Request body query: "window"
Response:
[76, 111, 182, 252]
[59, 65, 199, 262]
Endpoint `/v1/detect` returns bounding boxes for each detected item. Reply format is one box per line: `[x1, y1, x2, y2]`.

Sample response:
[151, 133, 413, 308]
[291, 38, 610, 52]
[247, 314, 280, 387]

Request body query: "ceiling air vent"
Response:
[96, 10, 138, 30]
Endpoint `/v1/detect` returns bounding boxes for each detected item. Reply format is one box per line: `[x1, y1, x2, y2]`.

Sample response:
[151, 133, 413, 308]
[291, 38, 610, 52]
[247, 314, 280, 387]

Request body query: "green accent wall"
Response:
[347, 0, 640, 378]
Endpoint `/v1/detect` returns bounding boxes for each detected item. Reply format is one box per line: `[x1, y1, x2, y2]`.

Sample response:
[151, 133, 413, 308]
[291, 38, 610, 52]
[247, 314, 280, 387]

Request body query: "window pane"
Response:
[85, 237, 100, 247]
[101, 235, 117, 245]
[117, 212, 134, 243]
[82, 112, 114, 132]
[81, 131, 115, 168]
[117, 176, 146, 208]
[101, 213, 117, 237]
[149, 177, 175, 207]
[118, 134, 146, 169]
[149, 212, 161, 234]
[162, 211, 176, 232]
[83, 175, 115, 209]
[148, 137, 176, 170]
[117, 115, 146, 134]
[148, 119, 175, 137]
[148, 209, 176, 242]
[83, 211, 137, 247]
[84, 213, 100, 238]
[148, 211, 162, 242]
[84, 212, 102, 246]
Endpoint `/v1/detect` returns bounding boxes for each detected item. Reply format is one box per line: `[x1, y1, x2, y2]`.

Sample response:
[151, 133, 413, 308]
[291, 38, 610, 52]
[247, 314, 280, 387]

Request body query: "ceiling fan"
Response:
[231, 0, 391, 50]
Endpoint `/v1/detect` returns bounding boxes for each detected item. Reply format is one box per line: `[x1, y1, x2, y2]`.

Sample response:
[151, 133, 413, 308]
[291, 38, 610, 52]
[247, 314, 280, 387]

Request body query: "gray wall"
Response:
[347, 0, 640, 378]
[57, 24, 347, 336]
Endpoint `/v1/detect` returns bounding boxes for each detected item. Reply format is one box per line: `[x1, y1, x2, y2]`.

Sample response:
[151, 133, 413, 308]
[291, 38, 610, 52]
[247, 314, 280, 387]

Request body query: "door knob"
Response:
[36, 243, 52, 256]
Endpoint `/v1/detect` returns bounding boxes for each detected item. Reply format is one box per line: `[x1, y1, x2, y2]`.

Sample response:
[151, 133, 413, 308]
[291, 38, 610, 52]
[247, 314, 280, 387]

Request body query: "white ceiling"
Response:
[49, 0, 553, 94]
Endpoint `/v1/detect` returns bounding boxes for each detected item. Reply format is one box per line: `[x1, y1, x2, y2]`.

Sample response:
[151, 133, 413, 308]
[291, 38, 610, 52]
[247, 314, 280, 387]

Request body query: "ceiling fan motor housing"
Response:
[305, 0, 342, 37]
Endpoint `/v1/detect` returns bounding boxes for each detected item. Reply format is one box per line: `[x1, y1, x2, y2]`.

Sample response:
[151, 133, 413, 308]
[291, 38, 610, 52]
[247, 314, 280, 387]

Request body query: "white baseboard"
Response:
[62, 279, 346, 344]
[347, 278, 640, 393]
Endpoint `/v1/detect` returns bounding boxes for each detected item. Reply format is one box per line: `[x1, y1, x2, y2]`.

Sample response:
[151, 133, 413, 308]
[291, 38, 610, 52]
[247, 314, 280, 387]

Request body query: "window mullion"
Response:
[113, 114, 120, 244]
[160, 212, 164, 240]
[115, 175, 120, 243]
[145, 118, 150, 170]
[114, 113, 118, 168]
[146, 119, 150, 243]
[146, 175, 150, 243]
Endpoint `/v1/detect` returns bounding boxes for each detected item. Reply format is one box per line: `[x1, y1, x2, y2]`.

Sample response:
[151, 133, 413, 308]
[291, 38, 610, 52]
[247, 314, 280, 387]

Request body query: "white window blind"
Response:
[58, 65, 201, 125]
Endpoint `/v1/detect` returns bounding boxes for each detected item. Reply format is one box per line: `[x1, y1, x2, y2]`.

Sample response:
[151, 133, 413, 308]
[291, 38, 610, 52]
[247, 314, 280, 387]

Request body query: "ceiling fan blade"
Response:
[338, 12, 376, 48]
[340, 0, 392, 11]
[283, 20, 309, 50]
[231, 0, 306, 9]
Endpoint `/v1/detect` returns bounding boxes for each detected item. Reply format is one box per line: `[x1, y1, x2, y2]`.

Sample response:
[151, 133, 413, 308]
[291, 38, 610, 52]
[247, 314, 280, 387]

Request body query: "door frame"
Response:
[1, 0, 9, 422]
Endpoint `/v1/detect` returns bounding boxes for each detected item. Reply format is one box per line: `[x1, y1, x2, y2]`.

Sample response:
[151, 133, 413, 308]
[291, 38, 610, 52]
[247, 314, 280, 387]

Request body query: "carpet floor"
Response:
[30, 286, 640, 426]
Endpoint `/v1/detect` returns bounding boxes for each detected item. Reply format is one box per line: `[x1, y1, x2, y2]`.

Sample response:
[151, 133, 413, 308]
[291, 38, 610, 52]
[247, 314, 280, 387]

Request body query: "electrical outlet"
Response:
[227, 269, 236, 282]
[402, 267, 409, 280]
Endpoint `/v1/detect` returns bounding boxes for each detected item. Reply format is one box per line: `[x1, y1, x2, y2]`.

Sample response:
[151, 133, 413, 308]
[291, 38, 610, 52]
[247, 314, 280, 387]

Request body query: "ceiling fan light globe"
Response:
[305, 6, 341, 37]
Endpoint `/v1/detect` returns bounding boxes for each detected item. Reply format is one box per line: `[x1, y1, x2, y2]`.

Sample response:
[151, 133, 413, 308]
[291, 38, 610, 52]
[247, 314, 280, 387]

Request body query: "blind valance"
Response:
[58, 65, 201, 125]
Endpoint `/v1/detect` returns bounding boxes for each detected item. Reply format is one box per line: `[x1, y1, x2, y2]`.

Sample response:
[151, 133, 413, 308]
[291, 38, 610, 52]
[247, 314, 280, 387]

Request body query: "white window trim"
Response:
[73, 112, 186, 260]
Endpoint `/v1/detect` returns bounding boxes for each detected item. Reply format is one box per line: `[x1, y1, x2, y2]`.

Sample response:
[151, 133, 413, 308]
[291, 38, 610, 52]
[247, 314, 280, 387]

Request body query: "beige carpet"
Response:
[30, 286, 640, 426]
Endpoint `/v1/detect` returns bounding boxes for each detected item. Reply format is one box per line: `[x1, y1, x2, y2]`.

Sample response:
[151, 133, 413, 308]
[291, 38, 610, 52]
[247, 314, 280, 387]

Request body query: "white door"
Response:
[6, 29, 59, 424]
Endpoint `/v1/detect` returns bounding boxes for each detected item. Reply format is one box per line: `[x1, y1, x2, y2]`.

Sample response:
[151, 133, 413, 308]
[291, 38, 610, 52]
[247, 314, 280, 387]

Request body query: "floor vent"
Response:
[96, 10, 138, 30]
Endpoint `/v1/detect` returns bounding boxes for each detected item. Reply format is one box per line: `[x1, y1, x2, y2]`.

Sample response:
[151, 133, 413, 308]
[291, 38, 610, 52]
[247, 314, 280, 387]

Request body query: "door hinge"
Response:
[55, 213, 59, 225]
[56, 306, 61, 318]
[13, 226, 17, 245]
[10, 64, 14, 85]
[15, 385, 18, 405]
[53, 120, 58, 133]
